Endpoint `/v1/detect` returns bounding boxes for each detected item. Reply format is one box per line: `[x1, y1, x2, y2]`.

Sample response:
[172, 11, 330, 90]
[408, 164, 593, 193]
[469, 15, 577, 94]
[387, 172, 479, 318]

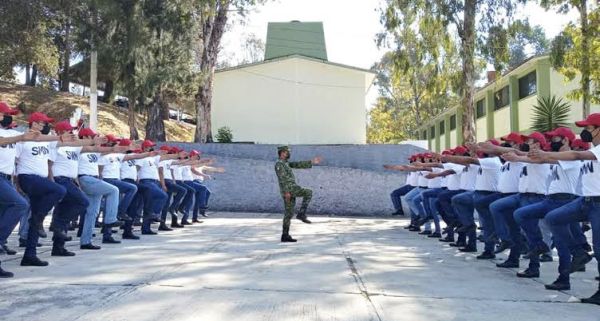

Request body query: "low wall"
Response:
[162, 143, 424, 216]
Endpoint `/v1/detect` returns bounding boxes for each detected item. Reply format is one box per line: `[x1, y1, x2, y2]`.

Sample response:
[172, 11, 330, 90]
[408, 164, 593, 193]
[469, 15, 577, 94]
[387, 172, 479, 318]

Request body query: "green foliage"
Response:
[215, 126, 233, 143]
[530, 95, 571, 133]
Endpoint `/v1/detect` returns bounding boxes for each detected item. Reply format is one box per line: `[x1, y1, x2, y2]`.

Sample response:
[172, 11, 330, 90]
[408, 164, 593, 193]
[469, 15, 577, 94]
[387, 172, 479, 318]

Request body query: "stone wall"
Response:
[162, 143, 424, 216]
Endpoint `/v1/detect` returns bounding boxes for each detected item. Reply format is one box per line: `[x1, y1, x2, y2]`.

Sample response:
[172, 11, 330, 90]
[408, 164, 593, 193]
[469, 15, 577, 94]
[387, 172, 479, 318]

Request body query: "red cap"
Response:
[189, 150, 200, 157]
[572, 139, 591, 150]
[118, 138, 132, 146]
[441, 149, 454, 155]
[422, 153, 433, 159]
[521, 131, 547, 146]
[54, 120, 74, 133]
[546, 127, 576, 142]
[0, 102, 19, 115]
[105, 134, 121, 143]
[575, 113, 600, 127]
[488, 139, 500, 146]
[501, 132, 524, 144]
[28, 112, 54, 124]
[159, 145, 172, 152]
[142, 139, 156, 149]
[453, 146, 468, 155]
[78, 127, 97, 138]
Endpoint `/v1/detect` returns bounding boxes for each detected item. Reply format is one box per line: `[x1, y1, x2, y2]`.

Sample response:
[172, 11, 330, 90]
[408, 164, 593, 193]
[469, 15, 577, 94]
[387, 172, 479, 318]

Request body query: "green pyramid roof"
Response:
[264, 21, 328, 61]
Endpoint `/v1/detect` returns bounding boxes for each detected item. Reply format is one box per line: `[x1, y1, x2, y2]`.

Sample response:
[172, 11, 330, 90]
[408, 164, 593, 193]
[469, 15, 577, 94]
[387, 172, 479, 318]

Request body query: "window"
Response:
[518, 71, 537, 99]
[439, 120, 445, 134]
[494, 86, 509, 110]
[430, 126, 435, 138]
[476, 99, 486, 119]
[450, 115, 457, 130]
[422, 130, 427, 140]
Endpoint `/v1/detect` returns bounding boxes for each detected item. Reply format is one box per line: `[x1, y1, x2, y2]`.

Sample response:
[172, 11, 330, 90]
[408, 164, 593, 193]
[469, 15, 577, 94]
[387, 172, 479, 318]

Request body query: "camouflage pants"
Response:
[282, 185, 313, 230]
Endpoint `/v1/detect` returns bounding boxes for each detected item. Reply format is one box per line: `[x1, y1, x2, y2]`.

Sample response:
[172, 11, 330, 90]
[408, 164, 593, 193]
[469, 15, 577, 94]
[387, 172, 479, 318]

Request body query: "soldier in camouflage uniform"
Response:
[275, 146, 322, 242]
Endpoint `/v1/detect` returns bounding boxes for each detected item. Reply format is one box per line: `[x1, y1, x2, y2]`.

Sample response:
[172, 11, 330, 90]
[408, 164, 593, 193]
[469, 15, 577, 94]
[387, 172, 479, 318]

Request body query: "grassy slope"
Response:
[0, 81, 194, 141]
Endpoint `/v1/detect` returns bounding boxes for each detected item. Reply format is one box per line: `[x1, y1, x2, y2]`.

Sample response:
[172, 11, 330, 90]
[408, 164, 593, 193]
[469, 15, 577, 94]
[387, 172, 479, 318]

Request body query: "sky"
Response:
[219, 0, 581, 107]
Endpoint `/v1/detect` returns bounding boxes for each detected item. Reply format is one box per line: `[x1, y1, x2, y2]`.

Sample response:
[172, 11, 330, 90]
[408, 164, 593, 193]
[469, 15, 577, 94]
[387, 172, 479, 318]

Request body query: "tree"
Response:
[530, 95, 571, 132]
[542, 0, 596, 117]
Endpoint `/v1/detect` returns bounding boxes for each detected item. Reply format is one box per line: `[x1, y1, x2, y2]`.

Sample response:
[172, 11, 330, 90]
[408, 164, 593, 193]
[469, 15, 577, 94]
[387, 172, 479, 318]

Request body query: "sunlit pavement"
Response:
[1, 212, 598, 321]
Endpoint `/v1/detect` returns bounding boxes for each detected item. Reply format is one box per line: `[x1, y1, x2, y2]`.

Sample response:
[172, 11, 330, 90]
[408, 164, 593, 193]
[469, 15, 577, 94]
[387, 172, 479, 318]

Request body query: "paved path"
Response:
[0, 213, 599, 321]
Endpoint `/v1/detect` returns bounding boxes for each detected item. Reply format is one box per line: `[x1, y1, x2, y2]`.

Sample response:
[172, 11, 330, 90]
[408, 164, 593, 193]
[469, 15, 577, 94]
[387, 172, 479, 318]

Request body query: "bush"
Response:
[216, 126, 233, 143]
[531, 95, 571, 133]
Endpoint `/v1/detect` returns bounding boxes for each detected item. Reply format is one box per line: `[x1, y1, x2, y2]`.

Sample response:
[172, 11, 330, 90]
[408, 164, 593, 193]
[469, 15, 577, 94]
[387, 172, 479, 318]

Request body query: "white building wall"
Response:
[211, 57, 371, 144]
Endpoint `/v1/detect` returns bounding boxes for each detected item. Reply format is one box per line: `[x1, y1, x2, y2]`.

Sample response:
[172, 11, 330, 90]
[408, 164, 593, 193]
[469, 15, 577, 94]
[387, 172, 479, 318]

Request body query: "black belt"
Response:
[55, 176, 76, 181]
[583, 196, 600, 202]
[548, 193, 577, 201]
[78, 174, 99, 179]
[521, 192, 544, 197]
[476, 190, 495, 195]
[0, 173, 11, 180]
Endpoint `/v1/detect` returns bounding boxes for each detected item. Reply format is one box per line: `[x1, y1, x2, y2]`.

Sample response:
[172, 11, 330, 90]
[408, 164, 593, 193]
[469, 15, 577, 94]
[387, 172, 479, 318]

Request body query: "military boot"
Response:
[281, 227, 297, 243]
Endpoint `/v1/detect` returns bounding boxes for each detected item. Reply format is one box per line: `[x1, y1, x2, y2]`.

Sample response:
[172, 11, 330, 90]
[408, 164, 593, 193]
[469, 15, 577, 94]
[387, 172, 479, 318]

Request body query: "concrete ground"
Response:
[0, 212, 599, 321]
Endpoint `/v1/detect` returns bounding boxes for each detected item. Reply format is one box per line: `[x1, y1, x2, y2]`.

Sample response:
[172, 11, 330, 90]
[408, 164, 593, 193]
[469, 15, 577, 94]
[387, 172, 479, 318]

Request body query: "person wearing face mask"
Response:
[393, 154, 434, 234]
[275, 146, 322, 242]
[526, 113, 600, 305]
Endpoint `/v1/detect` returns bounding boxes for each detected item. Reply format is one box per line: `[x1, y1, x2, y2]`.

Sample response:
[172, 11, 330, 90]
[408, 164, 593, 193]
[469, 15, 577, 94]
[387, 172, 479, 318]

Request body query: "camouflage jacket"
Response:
[274, 159, 312, 193]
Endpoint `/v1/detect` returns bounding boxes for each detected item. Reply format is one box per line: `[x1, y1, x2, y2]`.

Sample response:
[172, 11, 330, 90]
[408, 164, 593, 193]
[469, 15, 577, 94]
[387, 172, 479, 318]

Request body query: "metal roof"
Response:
[265, 21, 328, 61]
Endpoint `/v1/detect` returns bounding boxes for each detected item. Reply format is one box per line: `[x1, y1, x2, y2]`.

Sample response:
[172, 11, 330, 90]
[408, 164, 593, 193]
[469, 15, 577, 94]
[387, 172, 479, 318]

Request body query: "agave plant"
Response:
[530, 95, 571, 133]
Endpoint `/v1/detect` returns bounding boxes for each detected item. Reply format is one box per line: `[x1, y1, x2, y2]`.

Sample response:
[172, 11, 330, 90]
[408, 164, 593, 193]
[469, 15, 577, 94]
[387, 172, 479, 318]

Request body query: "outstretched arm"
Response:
[528, 149, 596, 162]
[501, 151, 549, 164]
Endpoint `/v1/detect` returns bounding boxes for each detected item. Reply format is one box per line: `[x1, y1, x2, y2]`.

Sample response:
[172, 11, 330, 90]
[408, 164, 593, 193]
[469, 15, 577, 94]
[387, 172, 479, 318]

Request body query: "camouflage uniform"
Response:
[275, 146, 313, 231]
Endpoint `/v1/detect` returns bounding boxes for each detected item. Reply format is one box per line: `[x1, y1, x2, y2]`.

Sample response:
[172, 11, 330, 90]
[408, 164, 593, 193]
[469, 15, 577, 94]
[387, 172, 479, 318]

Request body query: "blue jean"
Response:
[422, 188, 444, 233]
[138, 179, 168, 232]
[79, 175, 119, 244]
[391, 185, 414, 212]
[186, 181, 210, 220]
[18, 174, 67, 257]
[176, 181, 195, 218]
[515, 196, 577, 274]
[406, 187, 431, 231]
[123, 179, 142, 234]
[452, 191, 476, 247]
[437, 189, 464, 229]
[52, 177, 89, 247]
[0, 176, 29, 245]
[546, 197, 600, 277]
[104, 178, 138, 216]
[473, 191, 505, 252]
[490, 193, 544, 261]
[161, 179, 187, 221]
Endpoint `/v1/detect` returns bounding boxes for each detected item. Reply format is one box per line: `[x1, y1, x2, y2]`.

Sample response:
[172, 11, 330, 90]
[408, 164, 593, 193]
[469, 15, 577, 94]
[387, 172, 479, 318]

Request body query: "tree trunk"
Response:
[460, 0, 477, 144]
[29, 65, 38, 86]
[579, 0, 591, 117]
[146, 92, 166, 141]
[25, 64, 31, 85]
[195, 73, 214, 143]
[128, 96, 139, 140]
[60, 18, 72, 92]
[101, 79, 114, 103]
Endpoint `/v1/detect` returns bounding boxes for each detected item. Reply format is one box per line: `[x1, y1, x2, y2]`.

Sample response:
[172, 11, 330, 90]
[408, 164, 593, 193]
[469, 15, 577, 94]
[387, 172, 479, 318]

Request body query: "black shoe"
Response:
[516, 268, 540, 278]
[95, 222, 102, 228]
[201, 212, 209, 218]
[583, 242, 592, 253]
[477, 235, 485, 243]
[171, 217, 184, 228]
[495, 240, 514, 254]
[103, 221, 124, 228]
[459, 246, 477, 253]
[496, 260, 519, 268]
[403, 224, 414, 229]
[582, 223, 591, 233]
[0, 266, 13, 278]
[428, 232, 442, 238]
[133, 220, 142, 227]
[457, 224, 476, 234]
[545, 279, 570, 291]
[80, 243, 101, 250]
[191, 219, 204, 224]
[297, 216, 312, 224]
[418, 230, 432, 235]
[142, 230, 157, 235]
[117, 213, 132, 221]
[1, 244, 16, 255]
[38, 228, 47, 238]
[21, 256, 49, 267]
[150, 215, 162, 223]
[449, 242, 466, 248]
[391, 210, 404, 216]
[50, 227, 69, 240]
[571, 252, 593, 273]
[281, 234, 297, 242]
[528, 244, 551, 258]
[158, 224, 173, 231]
[539, 253, 553, 262]
[477, 251, 496, 260]
[581, 290, 600, 305]
[439, 236, 455, 243]
[51, 247, 76, 257]
[102, 237, 121, 244]
[596, 276, 599, 281]
[122, 233, 140, 240]
[408, 226, 421, 232]
[181, 220, 192, 225]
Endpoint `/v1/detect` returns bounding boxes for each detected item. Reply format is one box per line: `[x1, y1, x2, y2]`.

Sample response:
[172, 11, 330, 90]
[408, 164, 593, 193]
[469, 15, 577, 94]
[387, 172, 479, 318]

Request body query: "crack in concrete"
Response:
[367, 292, 575, 304]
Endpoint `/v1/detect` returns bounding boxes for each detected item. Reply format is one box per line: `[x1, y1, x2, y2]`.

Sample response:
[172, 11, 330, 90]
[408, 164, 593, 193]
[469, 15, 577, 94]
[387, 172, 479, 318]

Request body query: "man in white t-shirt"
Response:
[527, 113, 600, 305]
[387, 155, 418, 216]
[136, 140, 169, 235]
[157, 146, 189, 229]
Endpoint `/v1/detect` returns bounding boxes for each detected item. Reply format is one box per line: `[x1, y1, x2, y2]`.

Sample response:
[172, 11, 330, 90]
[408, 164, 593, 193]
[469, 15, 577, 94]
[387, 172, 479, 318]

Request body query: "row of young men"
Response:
[0, 102, 220, 278]
[386, 114, 600, 306]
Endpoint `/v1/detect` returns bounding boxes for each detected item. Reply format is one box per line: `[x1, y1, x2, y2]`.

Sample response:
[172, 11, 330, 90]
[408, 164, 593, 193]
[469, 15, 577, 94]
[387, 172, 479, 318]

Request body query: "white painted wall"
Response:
[211, 57, 373, 144]
[476, 118, 488, 142]
[550, 69, 600, 123]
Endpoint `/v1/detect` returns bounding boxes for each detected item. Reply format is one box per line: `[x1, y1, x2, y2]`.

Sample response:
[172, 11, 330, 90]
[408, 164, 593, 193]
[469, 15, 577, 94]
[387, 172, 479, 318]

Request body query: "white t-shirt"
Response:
[78, 152, 101, 176]
[171, 165, 183, 181]
[0, 128, 21, 175]
[427, 168, 443, 188]
[159, 160, 174, 180]
[417, 171, 429, 187]
[547, 161, 581, 195]
[476, 157, 501, 192]
[518, 163, 551, 195]
[100, 153, 125, 179]
[443, 163, 464, 191]
[50, 146, 83, 178]
[182, 166, 194, 181]
[137, 156, 161, 180]
[459, 164, 479, 191]
[405, 172, 417, 186]
[580, 145, 600, 196]
[120, 159, 138, 181]
[495, 159, 524, 194]
[16, 141, 58, 177]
